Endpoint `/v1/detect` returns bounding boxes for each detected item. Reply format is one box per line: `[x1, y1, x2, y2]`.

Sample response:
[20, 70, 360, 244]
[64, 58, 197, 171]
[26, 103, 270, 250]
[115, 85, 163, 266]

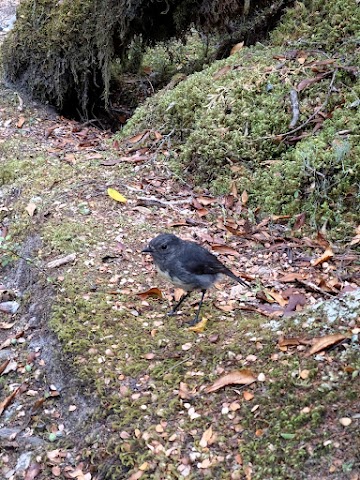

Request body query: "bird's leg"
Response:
[188, 289, 206, 326]
[168, 291, 191, 316]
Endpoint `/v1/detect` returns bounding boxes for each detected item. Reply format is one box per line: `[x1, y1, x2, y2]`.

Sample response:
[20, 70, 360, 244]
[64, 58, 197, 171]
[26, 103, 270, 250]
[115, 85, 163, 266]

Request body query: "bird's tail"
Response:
[224, 268, 250, 288]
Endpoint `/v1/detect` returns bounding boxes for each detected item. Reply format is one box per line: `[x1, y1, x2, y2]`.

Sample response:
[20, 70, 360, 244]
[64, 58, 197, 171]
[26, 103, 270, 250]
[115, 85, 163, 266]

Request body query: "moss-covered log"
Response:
[1, 0, 288, 118]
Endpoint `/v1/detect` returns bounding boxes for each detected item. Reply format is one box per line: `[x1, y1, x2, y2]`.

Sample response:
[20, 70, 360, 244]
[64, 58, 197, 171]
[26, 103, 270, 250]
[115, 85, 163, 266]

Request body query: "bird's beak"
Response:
[141, 245, 153, 254]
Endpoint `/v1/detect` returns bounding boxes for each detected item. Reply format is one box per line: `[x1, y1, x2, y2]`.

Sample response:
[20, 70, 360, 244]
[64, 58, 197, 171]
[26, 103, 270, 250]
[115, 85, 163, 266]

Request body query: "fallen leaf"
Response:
[283, 294, 307, 315]
[293, 212, 306, 230]
[107, 187, 127, 203]
[213, 65, 232, 80]
[300, 369, 310, 380]
[306, 333, 348, 356]
[25, 202, 37, 217]
[211, 245, 240, 256]
[205, 369, 256, 393]
[128, 470, 144, 480]
[241, 190, 249, 205]
[278, 336, 311, 348]
[51, 466, 61, 477]
[297, 72, 329, 92]
[349, 225, 360, 245]
[17, 116, 26, 128]
[127, 130, 149, 144]
[188, 316, 208, 333]
[243, 391, 254, 401]
[0, 359, 10, 375]
[178, 382, 193, 400]
[278, 273, 306, 282]
[197, 196, 217, 206]
[196, 207, 209, 217]
[25, 463, 42, 480]
[0, 321, 15, 329]
[136, 287, 163, 300]
[0, 385, 21, 416]
[311, 247, 334, 266]
[230, 41, 244, 55]
[199, 425, 214, 448]
[265, 289, 287, 307]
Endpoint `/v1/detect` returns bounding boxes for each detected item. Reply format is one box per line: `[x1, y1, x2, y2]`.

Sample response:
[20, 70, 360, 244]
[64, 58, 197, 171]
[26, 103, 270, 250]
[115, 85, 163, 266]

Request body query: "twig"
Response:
[137, 196, 193, 209]
[260, 69, 338, 140]
[295, 279, 335, 298]
[289, 89, 300, 128]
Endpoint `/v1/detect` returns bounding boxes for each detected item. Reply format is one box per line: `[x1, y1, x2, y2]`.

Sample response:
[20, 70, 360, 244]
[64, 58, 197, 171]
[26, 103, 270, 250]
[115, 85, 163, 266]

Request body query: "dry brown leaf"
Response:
[241, 190, 249, 205]
[196, 207, 209, 217]
[244, 463, 253, 480]
[349, 225, 360, 246]
[278, 273, 306, 282]
[311, 247, 334, 266]
[197, 196, 217, 206]
[243, 391, 254, 401]
[265, 289, 288, 307]
[278, 336, 311, 348]
[297, 72, 329, 92]
[0, 321, 15, 329]
[25, 202, 37, 217]
[128, 470, 144, 480]
[306, 333, 348, 356]
[51, 466, 61, 477]
[300, 369, 310, 380]
[211, 245, 240, 256]
[136, 287, 163, 300]
[279, 336, 301, 347]
[0, 385, 21, 416]
[0, 359, 10, 375]
[17, 116, 26, 128]
[25, 463, 42, 480]
[127, 130, 149, 144]
[213, 65, 232, 80]
[204, 369, 256, 393]
[284, 294, 307, 315]
[199, 425, 214, 448]
[230, 42, 244, 55]
[178, 382, 193, 400]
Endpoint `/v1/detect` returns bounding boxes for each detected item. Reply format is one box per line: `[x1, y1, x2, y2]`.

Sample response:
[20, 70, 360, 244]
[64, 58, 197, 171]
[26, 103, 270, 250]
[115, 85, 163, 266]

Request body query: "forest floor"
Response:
[0, 6, 360, 480]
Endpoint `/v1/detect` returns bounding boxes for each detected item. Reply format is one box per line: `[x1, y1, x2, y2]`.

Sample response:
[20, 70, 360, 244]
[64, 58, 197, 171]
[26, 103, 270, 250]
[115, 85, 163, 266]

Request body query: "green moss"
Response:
[119, 0, 360, 235]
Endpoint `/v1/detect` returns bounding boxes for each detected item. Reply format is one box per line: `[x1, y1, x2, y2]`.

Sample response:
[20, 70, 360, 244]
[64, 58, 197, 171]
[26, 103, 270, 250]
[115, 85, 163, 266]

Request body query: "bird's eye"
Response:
[161, 244, 167, 250]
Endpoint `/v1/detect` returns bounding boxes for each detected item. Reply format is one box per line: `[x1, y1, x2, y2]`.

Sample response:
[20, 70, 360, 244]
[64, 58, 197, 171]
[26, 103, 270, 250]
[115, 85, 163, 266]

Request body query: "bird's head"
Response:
[142, 233, 180, 260]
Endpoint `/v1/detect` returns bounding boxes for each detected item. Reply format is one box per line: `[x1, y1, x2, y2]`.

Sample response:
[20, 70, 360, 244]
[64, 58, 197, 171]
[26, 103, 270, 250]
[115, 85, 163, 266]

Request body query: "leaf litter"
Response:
[0, 78, 359, 480]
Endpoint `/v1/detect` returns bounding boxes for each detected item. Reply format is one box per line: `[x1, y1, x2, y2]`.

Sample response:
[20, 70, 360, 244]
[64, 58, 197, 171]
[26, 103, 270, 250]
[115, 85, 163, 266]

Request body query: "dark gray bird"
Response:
[142, 233, 249, 325]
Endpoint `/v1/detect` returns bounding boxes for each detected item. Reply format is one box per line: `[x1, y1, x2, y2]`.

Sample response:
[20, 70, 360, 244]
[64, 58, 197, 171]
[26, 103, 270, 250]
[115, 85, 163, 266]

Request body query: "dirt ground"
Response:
[0, 3, 359, 480]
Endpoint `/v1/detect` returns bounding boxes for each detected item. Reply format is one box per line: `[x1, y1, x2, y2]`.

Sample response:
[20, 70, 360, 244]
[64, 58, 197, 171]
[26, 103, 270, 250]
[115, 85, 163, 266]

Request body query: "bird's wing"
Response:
[181, 242, 249, 287]
[180, 244, 225, 275]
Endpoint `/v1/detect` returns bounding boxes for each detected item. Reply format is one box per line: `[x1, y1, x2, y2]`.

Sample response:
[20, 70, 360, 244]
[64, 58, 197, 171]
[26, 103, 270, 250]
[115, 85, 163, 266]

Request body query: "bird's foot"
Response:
[187, 316, 200, 327]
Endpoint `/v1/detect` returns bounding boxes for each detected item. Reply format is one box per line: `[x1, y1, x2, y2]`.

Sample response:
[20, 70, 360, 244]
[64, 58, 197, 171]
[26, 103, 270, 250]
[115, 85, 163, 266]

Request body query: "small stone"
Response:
[339, 417, 352, 427]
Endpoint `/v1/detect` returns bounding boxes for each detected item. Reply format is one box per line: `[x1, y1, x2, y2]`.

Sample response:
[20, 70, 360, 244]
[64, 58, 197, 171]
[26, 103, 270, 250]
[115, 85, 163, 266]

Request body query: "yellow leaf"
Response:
[107, 188, 127, 203]
[188, 316, 208, 333]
